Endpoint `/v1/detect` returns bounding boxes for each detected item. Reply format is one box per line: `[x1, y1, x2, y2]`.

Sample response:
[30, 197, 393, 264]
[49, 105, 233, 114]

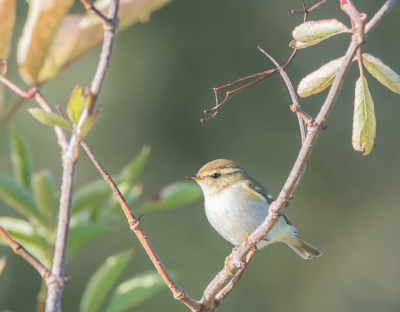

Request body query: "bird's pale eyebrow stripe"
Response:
[202, 168, 242, 176]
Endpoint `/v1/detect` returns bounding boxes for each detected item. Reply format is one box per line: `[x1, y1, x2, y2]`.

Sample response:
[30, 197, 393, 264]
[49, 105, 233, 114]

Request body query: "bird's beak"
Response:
[185, 175, 203, 181]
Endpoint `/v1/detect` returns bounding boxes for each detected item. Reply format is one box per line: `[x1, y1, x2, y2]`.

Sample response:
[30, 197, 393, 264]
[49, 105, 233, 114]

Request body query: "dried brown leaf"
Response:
[17, 0, 74, 85]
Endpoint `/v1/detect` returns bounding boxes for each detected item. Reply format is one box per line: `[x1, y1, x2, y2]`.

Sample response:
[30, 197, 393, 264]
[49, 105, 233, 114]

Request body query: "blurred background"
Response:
[1, 0, 400, 311]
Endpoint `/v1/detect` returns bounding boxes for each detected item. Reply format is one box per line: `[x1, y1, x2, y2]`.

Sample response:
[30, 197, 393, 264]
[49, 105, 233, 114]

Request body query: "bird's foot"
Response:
[242, 233, 251, 246]
[224, 256, 235, 276]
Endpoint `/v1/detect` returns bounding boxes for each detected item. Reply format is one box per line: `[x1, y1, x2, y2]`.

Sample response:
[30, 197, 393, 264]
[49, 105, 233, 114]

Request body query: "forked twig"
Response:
[199, 1, 397, 310]
[201, 0, 329, 123]
[0, 226, 56, 283]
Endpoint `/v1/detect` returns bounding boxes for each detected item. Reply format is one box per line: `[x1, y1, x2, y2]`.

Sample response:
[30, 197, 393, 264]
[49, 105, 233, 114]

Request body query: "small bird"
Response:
[187, 159, 322, 263]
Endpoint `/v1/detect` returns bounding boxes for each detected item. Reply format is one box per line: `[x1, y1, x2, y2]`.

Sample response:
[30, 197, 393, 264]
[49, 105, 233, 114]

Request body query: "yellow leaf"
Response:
[38, 0, 173, 83]
[352, 77, 376, 155]
[17, 0, 74, 85]
[362, 53, 400, 94]
[0, 0, 16, 111]
[0, 0, 16, 61]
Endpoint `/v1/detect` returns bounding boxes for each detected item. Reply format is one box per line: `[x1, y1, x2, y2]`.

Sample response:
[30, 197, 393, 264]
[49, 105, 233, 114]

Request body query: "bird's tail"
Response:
[287, 238, 322, 259]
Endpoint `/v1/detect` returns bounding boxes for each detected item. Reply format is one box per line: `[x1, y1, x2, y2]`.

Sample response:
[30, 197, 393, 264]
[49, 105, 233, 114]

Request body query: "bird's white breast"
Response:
[203, 182, 297, 248]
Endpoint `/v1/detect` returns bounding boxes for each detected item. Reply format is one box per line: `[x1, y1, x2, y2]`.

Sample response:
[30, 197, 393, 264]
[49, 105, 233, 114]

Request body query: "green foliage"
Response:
[32, 169, 56, 220]
[0, 128, 200, 310]
[0, 173, 43, 223]
[80, 107, 102, 138]
[80, 250, 134, 312]
[27, 108, 71, 130]
[10, 124, 32, 188]
[104, 272, 166, 312]
[68, 220, 115, 255]
[67, 83, 83, 124]
[138, 181, 202, 213]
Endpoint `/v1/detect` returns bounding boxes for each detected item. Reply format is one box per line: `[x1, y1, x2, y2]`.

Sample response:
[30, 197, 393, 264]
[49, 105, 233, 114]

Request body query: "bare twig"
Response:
[365, 0, 397, 33]
[0, 76, 69, 151]
[292, 0, 329, 21]
[200, 1, 397, 310]
[45, 2, 120, 312]
[257, 47, 308, 201]
[258, 47, 307, 144]
[79, 140, 202, 311]
[79, 0, 111, 23]
[202, 0, 328, 122]
[214, 249, 256, 307]
[0, 226, 53, 282]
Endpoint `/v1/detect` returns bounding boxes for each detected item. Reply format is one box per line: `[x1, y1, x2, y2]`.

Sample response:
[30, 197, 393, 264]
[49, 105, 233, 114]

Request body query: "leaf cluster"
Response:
[292, 19, 400, 155]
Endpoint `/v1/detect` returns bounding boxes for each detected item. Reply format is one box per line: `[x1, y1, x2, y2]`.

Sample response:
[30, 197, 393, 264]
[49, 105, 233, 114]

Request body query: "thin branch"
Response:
[200, 1, 396, 310]
[79, 0, 111, 23]
[201, 0, 328, 122]
[0, 76, 68, 151]
[214, 249, 256, 307]
[79, 140, 202, 311]
[292, 0, 329, 21]
[0, 226, 53, 282]
[257, 47, 307, 144]
[45, 1, 120, 311]
[257, 47, 308, 201]
[365, 0, 397, 33]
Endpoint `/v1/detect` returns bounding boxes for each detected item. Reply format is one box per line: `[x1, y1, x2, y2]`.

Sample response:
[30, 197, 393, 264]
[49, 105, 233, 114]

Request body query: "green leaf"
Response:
[352, 77, 376, 155]
[297, 57, 345, 97]
[104, 271, 166, 312]
[28, 107, 71, 130]
[72, 179, 114, 215]
[0, 173, 43, 222]
[290, 19, 349, 49]
[67, 83, 83, 124]
[32, 169, 56, 220]
[119, 146, 151, 186]
[80, 249, 134, 312]
[68, 221, 115, 255]
[0, 217, 46, 249]
[0, 257, 6, 276]
[10, 124, 32, 188]
[17, 0, 74, 85]
[80, 107, 102, 138]
[138, 181, 202, 213]
[362, 53, 400, 94]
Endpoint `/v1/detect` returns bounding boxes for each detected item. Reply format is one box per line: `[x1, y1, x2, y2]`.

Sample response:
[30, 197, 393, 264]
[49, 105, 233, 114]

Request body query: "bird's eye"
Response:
[212, 173, 220, 179]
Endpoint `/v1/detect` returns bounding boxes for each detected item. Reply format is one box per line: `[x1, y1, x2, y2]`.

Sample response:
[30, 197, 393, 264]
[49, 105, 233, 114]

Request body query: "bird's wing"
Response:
[245, 180, 274, 204]
[245, 180, 293, 227]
